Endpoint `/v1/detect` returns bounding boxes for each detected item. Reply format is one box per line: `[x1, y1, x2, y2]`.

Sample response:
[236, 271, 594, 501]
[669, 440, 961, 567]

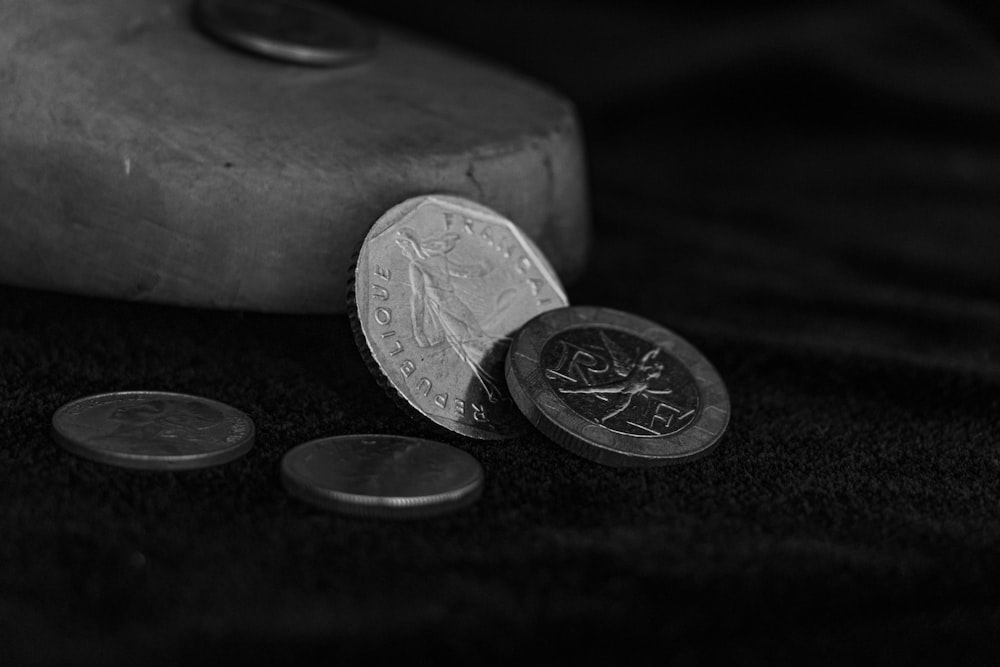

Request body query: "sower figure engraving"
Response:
[559, 331, 673, 424]
[395, 228, 513, 403]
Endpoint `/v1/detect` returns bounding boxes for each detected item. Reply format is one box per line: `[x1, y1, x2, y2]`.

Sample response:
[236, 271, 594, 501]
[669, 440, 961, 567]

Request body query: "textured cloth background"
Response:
[3, 1, 1000, 664]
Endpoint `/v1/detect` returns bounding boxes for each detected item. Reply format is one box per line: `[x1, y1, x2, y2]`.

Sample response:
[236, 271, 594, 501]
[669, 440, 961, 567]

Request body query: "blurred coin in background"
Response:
[281, 434, 484, 518]
[51, 391, 255, 470]
[195, 0, 377, 66]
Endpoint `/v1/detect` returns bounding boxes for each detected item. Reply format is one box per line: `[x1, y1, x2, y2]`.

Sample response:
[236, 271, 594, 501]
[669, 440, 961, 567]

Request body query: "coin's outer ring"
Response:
[280, 434, 484, 519]
[506, 306, 731, 467]
[51, 391, 256, 471]
[195, 0, 378, 67]
[348, 194, 568, 440]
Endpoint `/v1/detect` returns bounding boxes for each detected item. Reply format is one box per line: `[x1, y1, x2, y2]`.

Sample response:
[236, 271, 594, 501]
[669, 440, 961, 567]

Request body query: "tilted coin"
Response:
[195, 0, 377, 67]
[281, 434, 484, 518]
[505, 306, 730, 467]
[51, 391, 255, 470]
[349, 195, 569, 440]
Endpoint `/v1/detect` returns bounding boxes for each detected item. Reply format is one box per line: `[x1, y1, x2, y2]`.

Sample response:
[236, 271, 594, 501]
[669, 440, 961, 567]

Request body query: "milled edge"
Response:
[345, 227, 428, 432]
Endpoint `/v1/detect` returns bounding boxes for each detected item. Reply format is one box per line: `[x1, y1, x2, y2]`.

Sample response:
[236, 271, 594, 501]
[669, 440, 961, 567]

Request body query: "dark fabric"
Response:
[3, 1, 1000, 664]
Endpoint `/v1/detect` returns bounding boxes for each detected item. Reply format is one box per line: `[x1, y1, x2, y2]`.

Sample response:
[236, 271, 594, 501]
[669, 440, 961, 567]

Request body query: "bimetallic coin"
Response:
[195, 0, 377, 67]
[349, 195, 569, 440]
[506, 307, 730, 466]
[281, 434, 484, 518]
[51, 391, 255, 470]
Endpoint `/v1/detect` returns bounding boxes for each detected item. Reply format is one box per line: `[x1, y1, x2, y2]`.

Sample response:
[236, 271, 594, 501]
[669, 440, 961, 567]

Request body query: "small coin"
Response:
[51, 391, 255, 470]
[281, 434, 484, 518]
[505, 306, 730, 467]
[195, 0, 377, 67]
[349, 195, 569, 440]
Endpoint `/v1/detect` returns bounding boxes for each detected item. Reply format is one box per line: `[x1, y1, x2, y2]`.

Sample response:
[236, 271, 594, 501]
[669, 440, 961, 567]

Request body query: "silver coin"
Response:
[506, 306, 730, 467]
[195, 0, 377, 67]
[349, 195, 569, 440]
[51, 391, 255, 470]
[281, 434, 484, 518]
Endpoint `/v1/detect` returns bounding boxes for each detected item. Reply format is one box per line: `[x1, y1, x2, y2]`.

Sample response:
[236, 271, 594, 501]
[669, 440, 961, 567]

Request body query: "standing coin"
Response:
[51, 391, 255, 470]
[349, 195, 569, 440]
[195, 0, 377, 67]
[505, 306, 730, 466]
[281, 434, 484, 518]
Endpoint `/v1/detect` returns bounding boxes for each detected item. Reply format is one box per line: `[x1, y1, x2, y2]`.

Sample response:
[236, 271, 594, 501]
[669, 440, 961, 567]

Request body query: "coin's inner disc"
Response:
[539, 326, 701, 438]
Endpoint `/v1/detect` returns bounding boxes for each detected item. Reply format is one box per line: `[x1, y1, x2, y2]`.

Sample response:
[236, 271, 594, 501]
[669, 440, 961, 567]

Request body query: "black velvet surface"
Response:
[3, 1, 1000, 664]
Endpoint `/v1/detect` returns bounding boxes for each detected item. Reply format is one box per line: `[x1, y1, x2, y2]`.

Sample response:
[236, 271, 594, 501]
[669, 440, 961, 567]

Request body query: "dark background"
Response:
[3, 0, 1000, 664]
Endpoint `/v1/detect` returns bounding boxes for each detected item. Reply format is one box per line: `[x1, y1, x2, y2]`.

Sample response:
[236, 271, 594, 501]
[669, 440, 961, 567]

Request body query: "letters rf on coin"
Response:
[350, 195, 568, 440]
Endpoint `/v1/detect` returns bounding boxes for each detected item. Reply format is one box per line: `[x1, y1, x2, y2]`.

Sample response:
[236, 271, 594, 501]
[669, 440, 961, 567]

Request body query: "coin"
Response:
[505, 306, 730, 466]
[281, 434, 484, 518]
[51, 391, 255, 470]
[195, 0, 377, 67]
[349, 195, 569, 440]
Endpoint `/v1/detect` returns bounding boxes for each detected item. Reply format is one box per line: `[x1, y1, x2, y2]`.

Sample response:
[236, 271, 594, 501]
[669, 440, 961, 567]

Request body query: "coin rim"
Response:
[280, 434, 484, 518]
[505, 306, 730, 467]
[348, 194, 568, 440]
[51, 390, 256, 471]
[195, 0, 378, 67]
